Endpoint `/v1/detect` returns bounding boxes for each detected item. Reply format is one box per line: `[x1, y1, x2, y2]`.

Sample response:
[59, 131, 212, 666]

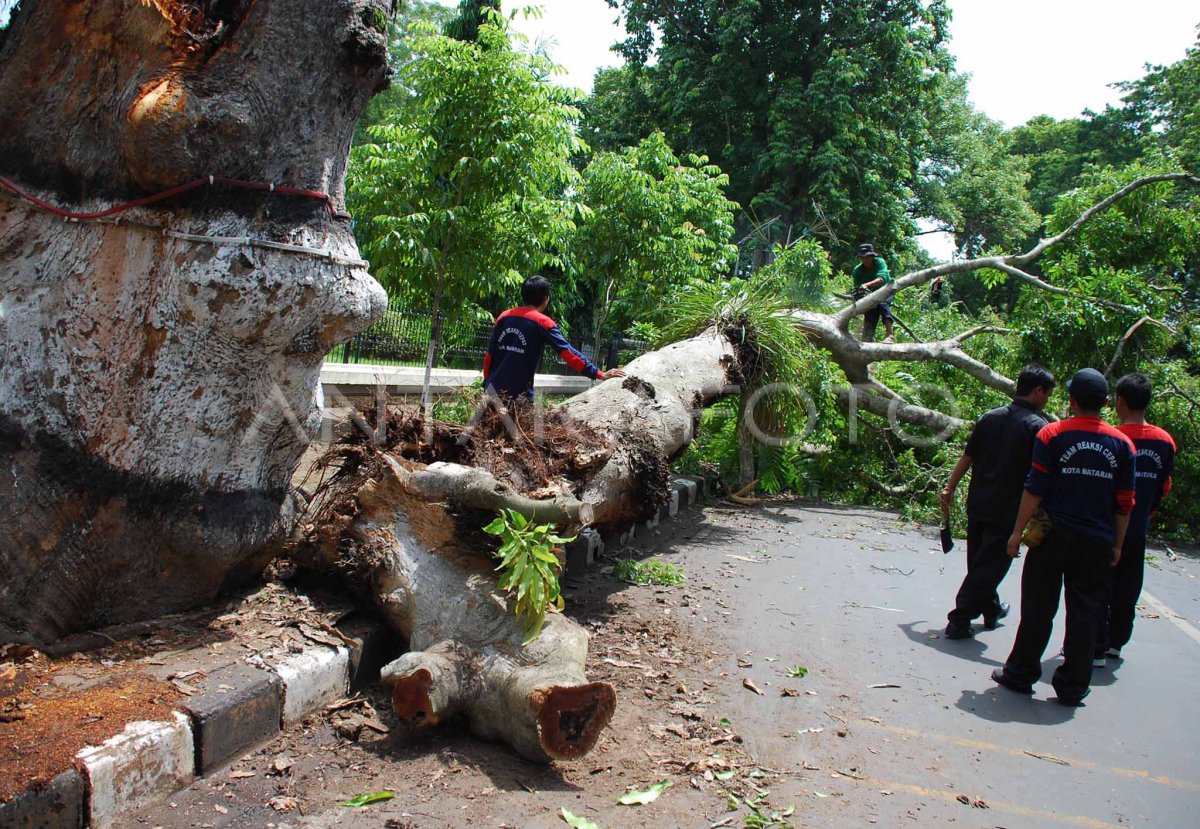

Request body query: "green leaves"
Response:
[485, 509, 573, 643]
[612, 557, 685, 587]
[571, 132, 739, 351]
[599, 0, 957, 259]
[617, 780, 672, 805]
[560, 808, 601, 829]
[341, 791, 395, 808]
[347, 12, 580, 315]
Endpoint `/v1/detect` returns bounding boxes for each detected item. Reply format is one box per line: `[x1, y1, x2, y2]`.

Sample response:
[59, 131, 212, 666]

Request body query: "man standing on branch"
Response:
[852, 243, 894, 343]
[1094, 373, 1176, 666]
[992, 368, 1136, 706]
[940, 365, 1056, 640]
[483, 276, 625, 401]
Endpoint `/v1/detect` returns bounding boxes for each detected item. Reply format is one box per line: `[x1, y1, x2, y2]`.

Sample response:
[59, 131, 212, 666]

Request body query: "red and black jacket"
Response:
[1118, 423, 1176, 540]
[1025, 416, 1137, 543]
[482, 307, 605, 399]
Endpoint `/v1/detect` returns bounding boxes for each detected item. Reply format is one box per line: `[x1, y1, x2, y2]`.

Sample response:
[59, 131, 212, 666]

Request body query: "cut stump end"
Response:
[531, 682, 616, 760]
[391, 667, 439, 728]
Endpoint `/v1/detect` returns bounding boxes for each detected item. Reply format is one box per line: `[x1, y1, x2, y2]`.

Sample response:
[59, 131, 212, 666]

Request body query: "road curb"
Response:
[76, 712, 195, 829]
[0, 637, 368, 829]
[567, 473, 715, 577]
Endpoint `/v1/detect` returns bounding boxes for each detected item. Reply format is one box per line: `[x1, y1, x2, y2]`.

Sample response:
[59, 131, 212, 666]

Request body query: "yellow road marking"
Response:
[1140, 589, 1200, 647]
[863, 779, 1124, 829]
[859, 721, 1200, 793]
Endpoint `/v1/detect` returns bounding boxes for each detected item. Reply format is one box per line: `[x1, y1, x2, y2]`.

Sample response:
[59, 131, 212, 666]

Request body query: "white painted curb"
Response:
[76, 711, 194, 829]
[272, 645, 351, 726]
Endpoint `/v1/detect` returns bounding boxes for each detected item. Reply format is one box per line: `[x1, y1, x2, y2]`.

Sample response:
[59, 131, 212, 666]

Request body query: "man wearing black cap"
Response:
[851, 243, 894, 343]
[992, 368, 1137, 706]
[940, 365, 1056, 640]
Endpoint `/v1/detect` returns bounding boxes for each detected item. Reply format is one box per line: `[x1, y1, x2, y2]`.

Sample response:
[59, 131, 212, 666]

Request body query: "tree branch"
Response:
[1013, 173, 1200, 266]
[834, 172, 1200, 326]
[1104, 316, 1165, 378]
[835, 386, 969, 435]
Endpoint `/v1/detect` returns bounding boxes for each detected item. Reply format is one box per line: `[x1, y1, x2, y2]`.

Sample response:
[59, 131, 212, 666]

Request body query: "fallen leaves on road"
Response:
[268, 796, 298, 812]
[560, 808, 601, 829]
[618, 780, 672, 805]
[868, 683, 901, 689]
[742, 678, 765, 696]
[341, 790, 396, 808]
[271, 754, 295, 775]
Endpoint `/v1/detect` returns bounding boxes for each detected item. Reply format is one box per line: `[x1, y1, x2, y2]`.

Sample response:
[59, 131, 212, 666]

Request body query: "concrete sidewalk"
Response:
[0, 595, 398, 829]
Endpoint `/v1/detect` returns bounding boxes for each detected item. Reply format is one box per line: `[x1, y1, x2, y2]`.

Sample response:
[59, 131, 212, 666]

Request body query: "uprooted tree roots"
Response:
[293, 331, 740, 761]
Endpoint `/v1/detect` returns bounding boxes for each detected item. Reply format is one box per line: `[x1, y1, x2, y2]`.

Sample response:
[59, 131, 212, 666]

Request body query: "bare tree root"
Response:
[295, 331, 743, 761]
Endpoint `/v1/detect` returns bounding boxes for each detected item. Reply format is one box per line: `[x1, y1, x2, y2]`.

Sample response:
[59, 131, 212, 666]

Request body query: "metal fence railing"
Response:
[332, 299, 649, 372]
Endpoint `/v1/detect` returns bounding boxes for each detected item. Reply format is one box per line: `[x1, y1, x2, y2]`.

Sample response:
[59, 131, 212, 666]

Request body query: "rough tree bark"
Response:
[0, 0, 391, 645]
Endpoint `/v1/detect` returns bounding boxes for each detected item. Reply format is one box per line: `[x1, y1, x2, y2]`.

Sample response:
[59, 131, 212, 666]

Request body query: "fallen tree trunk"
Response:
[299, 329, 741, 760]
[340, 456, 616, 762]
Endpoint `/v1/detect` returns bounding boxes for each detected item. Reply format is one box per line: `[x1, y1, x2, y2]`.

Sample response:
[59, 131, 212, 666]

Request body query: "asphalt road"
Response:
[119, 502, 1200, 829]
[672, 503, 1200, 829]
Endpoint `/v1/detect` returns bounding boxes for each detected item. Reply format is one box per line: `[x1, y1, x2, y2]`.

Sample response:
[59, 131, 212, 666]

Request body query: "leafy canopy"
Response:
[597, 0, 957, 259]
[348, 12, 582, 314]
[571, 132, 739, 344]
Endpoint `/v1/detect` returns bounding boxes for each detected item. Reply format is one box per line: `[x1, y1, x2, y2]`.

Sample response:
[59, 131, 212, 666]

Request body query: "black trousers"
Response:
[1002, 524, 1110, 701]
[947, 518, 1013, 627]
[862, 299, 893, 341]
[1095, 535, 1147, 655]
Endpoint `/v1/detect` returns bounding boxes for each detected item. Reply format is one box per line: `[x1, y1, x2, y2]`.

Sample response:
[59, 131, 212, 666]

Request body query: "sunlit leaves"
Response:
[484, 509, 574, 643]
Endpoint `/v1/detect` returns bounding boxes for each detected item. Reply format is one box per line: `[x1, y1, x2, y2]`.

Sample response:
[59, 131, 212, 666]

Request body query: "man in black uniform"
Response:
[940, 365, 1055, 639]
[993, 368, 1137, 706]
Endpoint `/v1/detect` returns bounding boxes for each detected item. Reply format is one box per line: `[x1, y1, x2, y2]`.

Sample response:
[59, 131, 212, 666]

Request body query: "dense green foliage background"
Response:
[346, 3, 1199, 542]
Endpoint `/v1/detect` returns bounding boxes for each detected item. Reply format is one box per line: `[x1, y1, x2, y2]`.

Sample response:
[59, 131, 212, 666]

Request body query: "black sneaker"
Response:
[944, 623, 975, 640]
[991, 668, 1034, 695]
[983, 603, 1010, 630]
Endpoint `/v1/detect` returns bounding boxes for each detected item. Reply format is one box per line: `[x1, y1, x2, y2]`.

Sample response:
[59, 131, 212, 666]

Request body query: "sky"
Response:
[511, 0, 1199, 128]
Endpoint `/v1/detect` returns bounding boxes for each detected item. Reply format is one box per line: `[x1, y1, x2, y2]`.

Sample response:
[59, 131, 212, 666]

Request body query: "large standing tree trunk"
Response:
[0, 0, 391, 646]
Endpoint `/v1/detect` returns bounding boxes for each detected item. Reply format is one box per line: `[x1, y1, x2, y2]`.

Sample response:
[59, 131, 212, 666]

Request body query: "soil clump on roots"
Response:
[310, 400, 610, 497]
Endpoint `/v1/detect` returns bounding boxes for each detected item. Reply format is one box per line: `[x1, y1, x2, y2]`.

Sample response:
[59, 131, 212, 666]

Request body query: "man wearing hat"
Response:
[992, 368, 1137, 706]
[852, 243, 894, 343]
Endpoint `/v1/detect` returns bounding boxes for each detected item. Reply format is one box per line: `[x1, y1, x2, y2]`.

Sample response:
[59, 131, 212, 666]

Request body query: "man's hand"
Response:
[938, 486, 954, 512]
[604, 368, 627, 380]
[1006, 533, 1023, 559]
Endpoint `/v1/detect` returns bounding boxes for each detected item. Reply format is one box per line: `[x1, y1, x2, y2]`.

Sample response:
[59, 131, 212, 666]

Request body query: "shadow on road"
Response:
[954, 687, 1079, 725]
[896, 620, 1005, 669]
